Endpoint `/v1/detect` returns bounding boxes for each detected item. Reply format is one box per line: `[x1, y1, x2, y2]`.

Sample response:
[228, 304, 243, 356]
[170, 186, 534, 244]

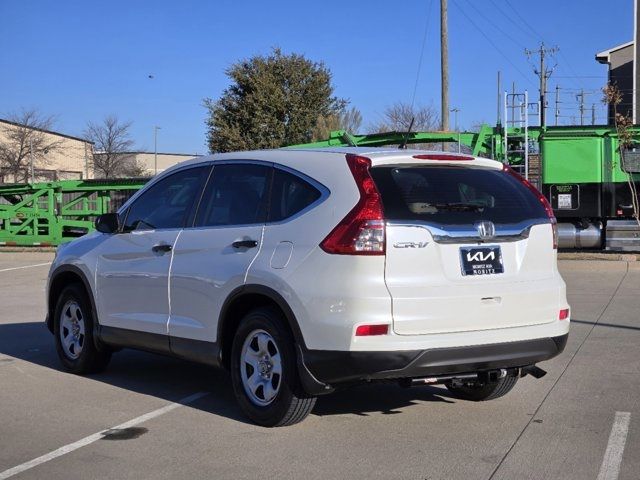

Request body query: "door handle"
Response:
[232, 239, 258, 249]
[152, 244, 172, 253]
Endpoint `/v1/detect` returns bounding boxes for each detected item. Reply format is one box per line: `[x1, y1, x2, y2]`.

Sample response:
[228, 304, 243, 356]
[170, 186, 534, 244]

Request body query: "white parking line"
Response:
[0, 262, 51, 273]
[0, 391, 209, 480]
[596, 411, 632, 480]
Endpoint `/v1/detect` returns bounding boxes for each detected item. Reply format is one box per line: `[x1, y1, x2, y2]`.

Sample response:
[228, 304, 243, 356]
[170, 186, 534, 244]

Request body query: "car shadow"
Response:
[0, 321, 455, 425]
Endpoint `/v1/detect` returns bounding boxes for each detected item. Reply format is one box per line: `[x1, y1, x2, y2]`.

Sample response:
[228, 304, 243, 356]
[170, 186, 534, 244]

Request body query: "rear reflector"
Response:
[355, 324, 389, 336]
[559, 309, 570, 320]
[413, 154, 474, 161]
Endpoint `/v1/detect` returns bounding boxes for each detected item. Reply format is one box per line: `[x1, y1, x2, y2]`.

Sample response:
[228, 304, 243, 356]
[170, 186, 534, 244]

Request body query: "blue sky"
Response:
[0, 0, 632, 153]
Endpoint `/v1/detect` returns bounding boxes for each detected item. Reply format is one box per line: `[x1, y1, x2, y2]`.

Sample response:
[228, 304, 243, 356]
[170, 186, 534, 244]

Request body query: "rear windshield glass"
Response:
[370, 165, 548, 226]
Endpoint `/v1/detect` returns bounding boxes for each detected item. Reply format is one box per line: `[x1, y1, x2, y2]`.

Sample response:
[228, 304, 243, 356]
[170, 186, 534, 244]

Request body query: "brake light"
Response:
[559, 308, 570, 320]
[320, 154, 385, 255]
[413, 154, 474, 161]
[503, 164, 558, 249]
[355, 324, 389, 336]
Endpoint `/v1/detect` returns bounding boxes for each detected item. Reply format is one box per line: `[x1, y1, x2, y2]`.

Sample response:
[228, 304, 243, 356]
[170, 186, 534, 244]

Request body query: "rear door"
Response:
[370, 164, 559, 336]
[168, 163, 272, 347]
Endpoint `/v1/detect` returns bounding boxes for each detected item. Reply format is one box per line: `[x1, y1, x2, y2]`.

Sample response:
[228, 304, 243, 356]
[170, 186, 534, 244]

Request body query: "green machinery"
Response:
[0, 178, 147, 246]
[1, 124, 639, 249]
[293, 124, 640, 251]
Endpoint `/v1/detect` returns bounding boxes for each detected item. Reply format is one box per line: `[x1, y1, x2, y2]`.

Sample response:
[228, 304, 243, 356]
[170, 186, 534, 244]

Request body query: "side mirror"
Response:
[95, 213, 120, 234]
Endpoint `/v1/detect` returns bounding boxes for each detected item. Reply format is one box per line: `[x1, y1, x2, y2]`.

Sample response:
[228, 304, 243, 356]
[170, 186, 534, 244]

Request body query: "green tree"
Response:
[204, 49, 346, 152]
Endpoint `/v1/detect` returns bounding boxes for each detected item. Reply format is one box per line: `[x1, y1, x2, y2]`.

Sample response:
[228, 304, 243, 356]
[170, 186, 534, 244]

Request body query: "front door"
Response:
[95, 166, 210, 342]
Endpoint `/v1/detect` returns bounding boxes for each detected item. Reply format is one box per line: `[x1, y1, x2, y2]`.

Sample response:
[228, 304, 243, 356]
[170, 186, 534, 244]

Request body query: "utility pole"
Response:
[525, 43, 558, 127]
[576, 89, 585, 126]
[440, 0, 449, 133]
[591, 104, 596, 125]
[497, 71, 502, 126]
[153, 126, 161, 175]
[555, 85, 560, 126]
[29, 137, 34, 183]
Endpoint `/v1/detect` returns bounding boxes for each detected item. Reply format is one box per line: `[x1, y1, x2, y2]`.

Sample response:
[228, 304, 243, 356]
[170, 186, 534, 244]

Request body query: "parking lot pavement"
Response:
[0, 252, 638, 480]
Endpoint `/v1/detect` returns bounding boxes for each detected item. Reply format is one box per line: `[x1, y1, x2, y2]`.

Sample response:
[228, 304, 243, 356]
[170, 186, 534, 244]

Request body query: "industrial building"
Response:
[0, 118, 200, 183]
[0, 118, 93, 183]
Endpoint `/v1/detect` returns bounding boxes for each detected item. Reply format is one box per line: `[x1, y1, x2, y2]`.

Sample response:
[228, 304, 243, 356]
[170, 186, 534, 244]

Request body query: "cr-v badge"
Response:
[393, 241, 428, 248]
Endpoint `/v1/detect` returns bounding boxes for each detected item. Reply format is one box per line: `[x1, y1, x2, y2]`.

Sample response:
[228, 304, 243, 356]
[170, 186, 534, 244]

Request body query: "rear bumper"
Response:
[301, 334, 568, 386]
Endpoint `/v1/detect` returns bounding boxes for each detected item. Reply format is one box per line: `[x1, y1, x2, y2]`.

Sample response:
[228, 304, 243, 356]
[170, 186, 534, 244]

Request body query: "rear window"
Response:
[370, 165, 547, 226]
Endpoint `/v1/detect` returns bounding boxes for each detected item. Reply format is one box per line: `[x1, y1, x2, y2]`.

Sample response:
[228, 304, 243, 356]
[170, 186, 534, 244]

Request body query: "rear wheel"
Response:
[445, 374, 518, 401]
[54, 284, 111, 374]
[230, 307, 316, 427]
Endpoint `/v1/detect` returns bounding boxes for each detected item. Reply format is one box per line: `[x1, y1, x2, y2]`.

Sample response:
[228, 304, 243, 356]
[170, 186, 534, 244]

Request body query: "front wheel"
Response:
[54, 284, 111, 374]
[445, 374, 518, 401]
[230, 307, 316, 427]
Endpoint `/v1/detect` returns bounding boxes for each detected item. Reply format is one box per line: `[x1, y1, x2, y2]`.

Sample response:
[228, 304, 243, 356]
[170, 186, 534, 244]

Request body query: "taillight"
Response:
[559, 308, 570, 320]
[355, 324, 389, 336]
[320, 154, 385, 255]
[503, 164, 558, 249]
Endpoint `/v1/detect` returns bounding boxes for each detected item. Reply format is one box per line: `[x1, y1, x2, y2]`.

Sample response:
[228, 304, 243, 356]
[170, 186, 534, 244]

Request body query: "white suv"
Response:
[46, 148, 570, 426]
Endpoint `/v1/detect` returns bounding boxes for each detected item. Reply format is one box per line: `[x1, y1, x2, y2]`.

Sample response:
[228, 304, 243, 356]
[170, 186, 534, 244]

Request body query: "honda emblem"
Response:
[475, 221, 496, 240]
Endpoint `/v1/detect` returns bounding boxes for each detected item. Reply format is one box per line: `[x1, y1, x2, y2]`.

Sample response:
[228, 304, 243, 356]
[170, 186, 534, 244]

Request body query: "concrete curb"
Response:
[0, 247, 57, 253]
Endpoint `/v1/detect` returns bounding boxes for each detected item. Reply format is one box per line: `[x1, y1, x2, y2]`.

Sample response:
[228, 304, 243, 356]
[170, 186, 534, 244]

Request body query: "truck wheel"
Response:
[230, 307, 316, 427]
[54, 284, 111, 374]
[446, 374, 518, 401]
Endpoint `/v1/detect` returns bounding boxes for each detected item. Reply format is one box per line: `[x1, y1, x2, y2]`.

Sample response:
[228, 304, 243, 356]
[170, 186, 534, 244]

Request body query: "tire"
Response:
[445, 374, 519, 401]
[54, 283, 111, 374]
[230, 307, 316, 427]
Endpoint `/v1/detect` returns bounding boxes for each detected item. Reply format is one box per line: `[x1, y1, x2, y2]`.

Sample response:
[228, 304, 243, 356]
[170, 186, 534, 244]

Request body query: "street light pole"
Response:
[450, 108, 460, 152]
[153, 126, 161, 175]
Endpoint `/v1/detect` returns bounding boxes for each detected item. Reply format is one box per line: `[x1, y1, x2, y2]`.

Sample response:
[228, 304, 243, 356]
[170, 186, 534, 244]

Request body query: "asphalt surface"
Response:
[0, 252, 638, 480]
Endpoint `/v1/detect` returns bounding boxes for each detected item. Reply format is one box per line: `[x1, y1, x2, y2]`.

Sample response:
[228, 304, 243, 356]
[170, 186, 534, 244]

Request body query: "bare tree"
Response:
[369, 102, 440, 133]
[311, 106, 363, 141]
[0, 109, 63, 182]
[85, 116, 145, 178]
[603, 84, 640, 227]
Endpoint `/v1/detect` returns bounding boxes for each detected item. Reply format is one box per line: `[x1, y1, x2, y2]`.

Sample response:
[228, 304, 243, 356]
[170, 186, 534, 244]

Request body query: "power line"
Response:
[505, 0, 544, 41]
[463, 0, 526, 49]
[451, 0, 533, 86]
[410, 0, 434, 109]
[555, 75, 613, 79]
[488, 0, 539, 43]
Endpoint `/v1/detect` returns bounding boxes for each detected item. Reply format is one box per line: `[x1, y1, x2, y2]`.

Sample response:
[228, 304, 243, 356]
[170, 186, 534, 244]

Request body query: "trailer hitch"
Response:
[520, 365, 547, 379]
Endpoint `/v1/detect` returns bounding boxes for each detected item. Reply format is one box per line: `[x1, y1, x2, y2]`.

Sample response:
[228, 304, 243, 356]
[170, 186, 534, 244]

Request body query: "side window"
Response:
[196, 164, 271, 227]
[269, 169, 321, 222]
[123, 166, 209, 231]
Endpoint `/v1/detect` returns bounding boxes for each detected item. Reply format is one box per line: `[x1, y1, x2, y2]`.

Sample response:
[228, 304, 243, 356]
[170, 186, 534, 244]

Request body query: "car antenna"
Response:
[399, 117, 415, 149]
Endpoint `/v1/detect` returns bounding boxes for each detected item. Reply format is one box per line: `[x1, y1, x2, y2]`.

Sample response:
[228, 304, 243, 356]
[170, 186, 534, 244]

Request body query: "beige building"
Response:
[0, 118, 93, 183]
[0, 118, 202, 183]
[123, 151, 201, 176]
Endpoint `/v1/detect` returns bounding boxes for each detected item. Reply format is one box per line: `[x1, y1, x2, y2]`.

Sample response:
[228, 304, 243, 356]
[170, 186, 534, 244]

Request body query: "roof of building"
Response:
[0, 118, 93, 144]
[596, 41, 634, 64]
[120, 151, 203, 156]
